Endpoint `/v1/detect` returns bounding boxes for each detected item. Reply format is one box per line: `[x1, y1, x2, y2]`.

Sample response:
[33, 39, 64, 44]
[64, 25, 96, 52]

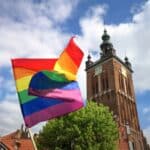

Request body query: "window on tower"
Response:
[101, 71, 109, 92]
[92, 75, 98, 95]
[119, 74, 125, 91]
[129, 141, 135, 150]
[119, 73, 122, 90]
[95, 81, 98, 94]
[101, 76, 105, 91]
[105, 72, 109, 90]
[127, 77, 132, 97]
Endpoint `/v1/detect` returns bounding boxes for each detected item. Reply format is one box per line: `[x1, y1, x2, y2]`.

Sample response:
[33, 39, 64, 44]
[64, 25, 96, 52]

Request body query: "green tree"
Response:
[37, 101, 119, 150]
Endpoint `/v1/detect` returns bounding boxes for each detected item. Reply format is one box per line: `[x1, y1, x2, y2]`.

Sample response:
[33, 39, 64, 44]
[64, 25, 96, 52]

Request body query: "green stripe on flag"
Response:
[42, 70, 69, 82]
[18, 90, 37, 104]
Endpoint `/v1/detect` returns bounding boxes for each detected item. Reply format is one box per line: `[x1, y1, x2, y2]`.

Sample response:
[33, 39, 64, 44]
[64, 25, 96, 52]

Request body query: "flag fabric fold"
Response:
[54, 37, 84, 81]
[12, 37, 84, 128]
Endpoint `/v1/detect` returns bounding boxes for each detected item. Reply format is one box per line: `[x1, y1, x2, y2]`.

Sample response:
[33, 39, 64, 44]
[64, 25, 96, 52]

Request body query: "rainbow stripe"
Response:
[12, 37, 84, 127]
[54, 37, 83, 80]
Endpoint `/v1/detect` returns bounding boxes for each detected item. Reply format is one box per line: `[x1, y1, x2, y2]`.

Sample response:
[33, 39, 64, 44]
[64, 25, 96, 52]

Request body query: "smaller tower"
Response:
[124, 56, 132, 69]
[86, 54, 93, 69]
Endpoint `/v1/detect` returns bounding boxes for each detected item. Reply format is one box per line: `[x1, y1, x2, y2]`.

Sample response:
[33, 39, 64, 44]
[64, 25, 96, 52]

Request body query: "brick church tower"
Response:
[85, 30, 145, 150]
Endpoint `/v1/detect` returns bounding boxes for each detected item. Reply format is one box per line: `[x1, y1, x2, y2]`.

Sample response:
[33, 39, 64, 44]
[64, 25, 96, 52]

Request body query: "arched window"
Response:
[119, 73, 122, 90]
[92, 75, 98, 95]
[101, 71, 109, 91]
[105, 72, 109, 90]
[129, 141, 135, 150]
[101, 75, 105, 91]
[128, 78, 132, 96]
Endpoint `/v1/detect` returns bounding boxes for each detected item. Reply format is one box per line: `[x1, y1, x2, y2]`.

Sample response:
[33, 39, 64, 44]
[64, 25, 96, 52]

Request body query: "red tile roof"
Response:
[0, 130, 35, 150]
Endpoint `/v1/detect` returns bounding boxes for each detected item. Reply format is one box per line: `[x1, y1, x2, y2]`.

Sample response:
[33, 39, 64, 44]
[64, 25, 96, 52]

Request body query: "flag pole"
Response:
[28, 128, 38, 150]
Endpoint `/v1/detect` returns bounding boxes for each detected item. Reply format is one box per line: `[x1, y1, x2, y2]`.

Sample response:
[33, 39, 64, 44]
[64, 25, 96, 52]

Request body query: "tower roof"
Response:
[85, 29, 133, 72]
[100, 29, 116, 58]
[101, 29, 113, 47]
[102, 29, 110, 42]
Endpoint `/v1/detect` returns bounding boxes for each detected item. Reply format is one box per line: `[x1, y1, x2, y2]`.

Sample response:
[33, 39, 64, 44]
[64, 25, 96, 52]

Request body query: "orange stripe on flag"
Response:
[54, 51, 78, 75]
[13, 67, 36, 80]
[54, 37, 84, 81]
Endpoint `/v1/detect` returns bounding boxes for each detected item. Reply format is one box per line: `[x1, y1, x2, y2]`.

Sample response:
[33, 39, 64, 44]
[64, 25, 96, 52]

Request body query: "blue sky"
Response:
[0, 0, 150, 144]
[63, 0, 144, 33]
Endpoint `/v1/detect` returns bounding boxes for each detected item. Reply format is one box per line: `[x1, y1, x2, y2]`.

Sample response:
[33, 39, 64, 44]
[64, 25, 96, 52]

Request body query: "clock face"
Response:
[121, 66, 127, 77]
[95, 65, 102, 75]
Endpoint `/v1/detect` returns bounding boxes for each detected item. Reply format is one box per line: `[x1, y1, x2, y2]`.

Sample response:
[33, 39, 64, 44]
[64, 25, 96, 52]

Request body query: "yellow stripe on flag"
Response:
[54, 51, 78, 80]
[54, 63, 76, 81]
[16, 75, 32, 92]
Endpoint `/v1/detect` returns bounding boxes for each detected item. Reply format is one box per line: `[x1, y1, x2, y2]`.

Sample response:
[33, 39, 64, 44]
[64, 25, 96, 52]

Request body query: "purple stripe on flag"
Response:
[24, 101, 83, 127]
[29, 88, 83, 102]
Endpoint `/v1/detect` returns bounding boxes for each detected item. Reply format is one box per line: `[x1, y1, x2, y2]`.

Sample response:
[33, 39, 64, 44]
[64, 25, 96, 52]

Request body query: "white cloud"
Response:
[0, 94, 23, 135]
[143, 127, 150, 145]
[0, 24, 69, 66]
[78, 5, 107, 57]
[0, 77, 23, 135]
[0, 0, 79, 67]
[39, 0, 79, 23]
[0, 0, 78, 23]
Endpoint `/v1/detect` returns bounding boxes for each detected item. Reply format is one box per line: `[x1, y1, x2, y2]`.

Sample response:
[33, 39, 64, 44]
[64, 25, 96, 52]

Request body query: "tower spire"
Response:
[100, 29, 116, 59]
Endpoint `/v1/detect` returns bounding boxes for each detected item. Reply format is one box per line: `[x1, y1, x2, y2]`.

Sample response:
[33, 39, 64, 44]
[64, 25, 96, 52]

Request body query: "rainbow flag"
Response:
[12, 37, 84, 128]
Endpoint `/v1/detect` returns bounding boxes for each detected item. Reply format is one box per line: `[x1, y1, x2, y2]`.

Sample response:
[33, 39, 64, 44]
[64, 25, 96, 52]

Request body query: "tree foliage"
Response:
[37, 101, 119, 150]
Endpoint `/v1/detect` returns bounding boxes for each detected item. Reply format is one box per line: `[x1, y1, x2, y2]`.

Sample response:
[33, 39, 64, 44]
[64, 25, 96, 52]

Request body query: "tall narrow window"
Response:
[92, 74, 95, 95]
[95, 81, 98, 93]
[129, 141, 135, 150]
[126, 79, 129, 95]
[101, 74, 105, 91]
[92, 76, 98, 95]
[105, 72, 109, 90]
[119, 74, 121, 90]
[121, 75, 124, 91]
[121, 67, 127, 93]
[123, 77, 127, 93]
[128, 78, 132, 96]
[98, 75, 101, 93]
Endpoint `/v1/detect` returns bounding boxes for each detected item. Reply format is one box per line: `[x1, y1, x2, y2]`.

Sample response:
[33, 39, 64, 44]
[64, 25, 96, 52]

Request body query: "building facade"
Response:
[85, 30, 149, 150]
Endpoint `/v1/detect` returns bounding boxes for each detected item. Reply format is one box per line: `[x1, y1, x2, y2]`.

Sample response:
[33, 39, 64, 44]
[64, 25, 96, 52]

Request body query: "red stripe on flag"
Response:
[65, 38, 84, 67]
[12, 59, 57, 71]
